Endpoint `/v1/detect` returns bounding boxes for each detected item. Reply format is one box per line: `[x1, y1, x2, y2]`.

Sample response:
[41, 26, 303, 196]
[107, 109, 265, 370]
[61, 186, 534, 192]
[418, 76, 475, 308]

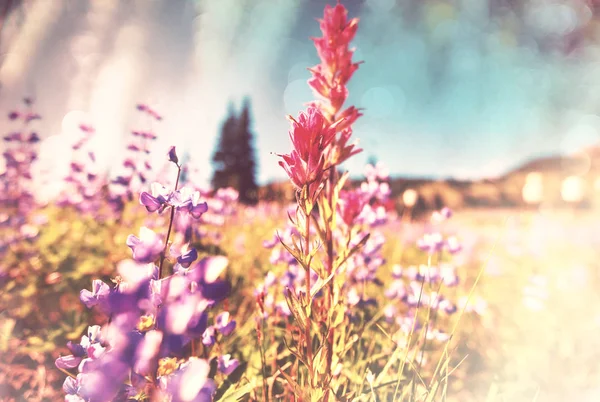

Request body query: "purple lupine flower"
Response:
[153, 275, 209, 336]
[140, 192, 164, 213]
[140, 182, 172, 213]
[56, 353, 85, 370]
[70, 162, 84, 173]
[202, 326, 215, 346]
[123, 372, 148, 400]
[55, 325, 103, 370]
[218, 354, 240, 376]
[134, 330, 163, 375]
[141, 131, 157, 140]
[383, 304, 397, 323]
[3, 132, 21, 142]
[78, 353, 131, 402]
[80, 280, 110, 309]
[123, 158, 136, 169]
[391, 264, 403, 279]
[384, 280, 406, 300]
[439, 263, 459, 287]
[25, 112, 41, 122]
[186, 256, 231, 302]
[445, 236, 462, 254]
[79, 124, 94, 133]
[441, 207, 453, 219]
[28, 132, 40, 143]
[214, 312, 236, 336]
[117, 259, 159, 292]
[438, 299, 457, 314]
[170, 243, 198, 268]
[171, 187, 208, 219]
[346, 288, 360, 306]
[275, 300, 291, 316]
[177, 247, 198, 267]
[126, 227, 163, 264]
[417, 232, 444, 254]
[160, 358, 215, 402]
[63, 376, 85, 401]
[112, 176, 131, 186]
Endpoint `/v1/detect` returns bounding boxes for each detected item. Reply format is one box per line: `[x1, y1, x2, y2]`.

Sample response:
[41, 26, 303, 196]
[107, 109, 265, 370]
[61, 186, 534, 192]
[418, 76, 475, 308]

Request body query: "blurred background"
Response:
[3, 0, 600, 196]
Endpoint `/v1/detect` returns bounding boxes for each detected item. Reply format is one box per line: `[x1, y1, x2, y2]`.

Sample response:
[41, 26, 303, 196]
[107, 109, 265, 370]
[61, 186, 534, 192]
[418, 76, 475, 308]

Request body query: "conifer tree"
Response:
[211, 98, 259, 204]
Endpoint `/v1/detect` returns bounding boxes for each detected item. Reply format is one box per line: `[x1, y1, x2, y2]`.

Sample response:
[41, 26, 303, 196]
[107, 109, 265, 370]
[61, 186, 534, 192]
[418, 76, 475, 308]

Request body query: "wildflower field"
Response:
[2, 2, 600, 402]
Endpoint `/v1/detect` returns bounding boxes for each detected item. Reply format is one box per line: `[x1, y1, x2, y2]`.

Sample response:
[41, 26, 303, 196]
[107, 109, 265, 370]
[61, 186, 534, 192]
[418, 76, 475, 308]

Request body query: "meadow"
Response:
[2, 2, 600, 402]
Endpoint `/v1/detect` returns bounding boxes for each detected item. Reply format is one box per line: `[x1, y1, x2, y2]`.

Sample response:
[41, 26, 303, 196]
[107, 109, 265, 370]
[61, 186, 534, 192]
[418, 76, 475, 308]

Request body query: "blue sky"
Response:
[1, 0, 599, 187]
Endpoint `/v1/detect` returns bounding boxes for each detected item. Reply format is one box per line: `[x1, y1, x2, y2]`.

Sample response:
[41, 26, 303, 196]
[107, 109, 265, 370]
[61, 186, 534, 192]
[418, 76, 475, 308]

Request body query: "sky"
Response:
[2, 0, 600, 188]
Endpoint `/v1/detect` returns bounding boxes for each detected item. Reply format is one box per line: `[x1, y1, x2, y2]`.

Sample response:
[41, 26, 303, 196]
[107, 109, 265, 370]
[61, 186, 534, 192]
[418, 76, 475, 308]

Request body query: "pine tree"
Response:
[211, 98, 259, 204]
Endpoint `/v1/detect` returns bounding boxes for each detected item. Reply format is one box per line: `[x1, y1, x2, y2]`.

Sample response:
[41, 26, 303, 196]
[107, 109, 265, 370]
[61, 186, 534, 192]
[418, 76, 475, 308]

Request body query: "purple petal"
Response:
[66, 341, 86, 357]
[139, 192, 162, 212]
[56, 355, 83, 369]
[177, 247, 198, 268]
[218, 354, 240, 376]
[80, 289, 99, 308]
[190, 202, 208, 219]
[62, 376, 79, 395]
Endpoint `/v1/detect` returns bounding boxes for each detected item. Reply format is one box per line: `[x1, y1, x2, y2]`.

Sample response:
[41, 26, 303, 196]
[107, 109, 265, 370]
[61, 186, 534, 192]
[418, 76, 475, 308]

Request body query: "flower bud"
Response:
[168, 146, 179, 164]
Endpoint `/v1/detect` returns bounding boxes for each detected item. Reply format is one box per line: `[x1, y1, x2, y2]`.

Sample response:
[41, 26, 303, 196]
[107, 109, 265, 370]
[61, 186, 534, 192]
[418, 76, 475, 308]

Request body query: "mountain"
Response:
[258, 147, 600, 212]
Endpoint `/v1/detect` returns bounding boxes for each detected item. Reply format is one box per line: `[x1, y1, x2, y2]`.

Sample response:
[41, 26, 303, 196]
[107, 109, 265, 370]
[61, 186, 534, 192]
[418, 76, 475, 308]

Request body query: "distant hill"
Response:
[257, 148, 600, 212]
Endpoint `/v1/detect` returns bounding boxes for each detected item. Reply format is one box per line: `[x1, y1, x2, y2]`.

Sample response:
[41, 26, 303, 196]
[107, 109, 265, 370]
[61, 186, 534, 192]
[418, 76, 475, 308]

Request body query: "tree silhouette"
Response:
[211, 98, 259, 204]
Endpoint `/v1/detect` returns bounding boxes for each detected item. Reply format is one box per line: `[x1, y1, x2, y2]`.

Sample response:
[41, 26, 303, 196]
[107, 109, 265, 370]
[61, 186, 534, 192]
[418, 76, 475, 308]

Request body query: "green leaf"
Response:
[278, 367, 306, 399]
[219, 382, 254, 402]
[284, 288, 308, 333]
[310, 270, 335, 299]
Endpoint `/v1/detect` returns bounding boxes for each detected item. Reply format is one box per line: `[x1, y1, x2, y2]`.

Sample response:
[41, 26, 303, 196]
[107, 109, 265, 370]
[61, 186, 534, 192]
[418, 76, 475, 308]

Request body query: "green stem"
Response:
[324, 169, 335, 402]
[304, 209, 313, 369]
[158, 164, 181, 279]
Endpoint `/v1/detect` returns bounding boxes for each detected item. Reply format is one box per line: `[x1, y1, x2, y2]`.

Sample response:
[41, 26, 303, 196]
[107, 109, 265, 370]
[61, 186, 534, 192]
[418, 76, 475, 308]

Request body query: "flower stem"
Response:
[324, 169, 335, 402]
[158, 164, 181, 279]
[304, 209, 313, 368]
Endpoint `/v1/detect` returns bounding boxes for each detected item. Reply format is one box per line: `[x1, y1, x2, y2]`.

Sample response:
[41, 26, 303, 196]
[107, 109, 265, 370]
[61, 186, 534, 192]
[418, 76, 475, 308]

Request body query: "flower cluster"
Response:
[140, 183, 208, 219]
[109, 104, 162, 212]
[381, 208, 486, 366]
[173, 187, 240, 246]
[308, 2, 362, 167]
[278, 108, 339, 209]
[57, 124, 107, 214]
[57, 148, 238, 401]
[1, 98, 40, 216]
[308, 2, 361, 125]
[279, 3, 363, 212]
[417, 207, 462, 255]
[0, 99, 43, 268]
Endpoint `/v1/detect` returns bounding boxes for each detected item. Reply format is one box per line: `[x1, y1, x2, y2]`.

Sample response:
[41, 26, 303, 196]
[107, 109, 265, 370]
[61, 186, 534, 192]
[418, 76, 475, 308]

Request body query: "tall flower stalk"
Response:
[276, 2, 363, 399]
